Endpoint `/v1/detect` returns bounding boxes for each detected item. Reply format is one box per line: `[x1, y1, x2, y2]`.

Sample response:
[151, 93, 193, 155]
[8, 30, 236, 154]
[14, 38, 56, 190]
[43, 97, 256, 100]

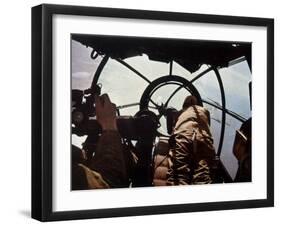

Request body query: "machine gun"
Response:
[72, 86, 159, 140]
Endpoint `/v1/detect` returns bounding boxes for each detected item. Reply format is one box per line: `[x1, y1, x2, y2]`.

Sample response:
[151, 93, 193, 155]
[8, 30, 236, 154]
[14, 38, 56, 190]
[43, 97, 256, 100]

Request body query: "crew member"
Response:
[72, 94, 129, 189]
[166, 96, 216, 185]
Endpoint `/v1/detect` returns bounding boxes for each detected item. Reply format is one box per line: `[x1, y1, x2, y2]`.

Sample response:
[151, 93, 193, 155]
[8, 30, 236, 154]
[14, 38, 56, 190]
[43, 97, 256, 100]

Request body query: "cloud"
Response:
[72, 71, 92, 79]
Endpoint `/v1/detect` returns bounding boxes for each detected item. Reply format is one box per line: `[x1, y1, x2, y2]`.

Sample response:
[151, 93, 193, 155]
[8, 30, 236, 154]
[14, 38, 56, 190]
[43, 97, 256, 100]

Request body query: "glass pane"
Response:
[124, 55, 170, 82]
[191, 64, 210, 78]
[72, 134, 86, 149]
[219, 60, 251, 119]
[220, 115, 243, 179]
[172, 61, 193, 80]
[97, 58, 148, 115]
[119, 105, 139, 116]
[192, 67, 222, 106]
[72, 40, 103, 90]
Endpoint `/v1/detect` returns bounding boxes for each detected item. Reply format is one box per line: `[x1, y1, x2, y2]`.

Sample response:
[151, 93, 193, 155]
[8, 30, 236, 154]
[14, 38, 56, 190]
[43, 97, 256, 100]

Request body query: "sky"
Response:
[71, 39, 252, 180]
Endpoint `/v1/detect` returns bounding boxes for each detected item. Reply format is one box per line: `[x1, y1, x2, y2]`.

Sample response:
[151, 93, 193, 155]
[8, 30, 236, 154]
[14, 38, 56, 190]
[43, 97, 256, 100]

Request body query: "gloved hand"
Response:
[95, 94, 118, 131]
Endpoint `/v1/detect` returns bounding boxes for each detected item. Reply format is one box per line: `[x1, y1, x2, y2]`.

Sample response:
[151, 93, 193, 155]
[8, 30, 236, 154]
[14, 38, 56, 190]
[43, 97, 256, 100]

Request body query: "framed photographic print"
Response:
[32, 4, 274, 221]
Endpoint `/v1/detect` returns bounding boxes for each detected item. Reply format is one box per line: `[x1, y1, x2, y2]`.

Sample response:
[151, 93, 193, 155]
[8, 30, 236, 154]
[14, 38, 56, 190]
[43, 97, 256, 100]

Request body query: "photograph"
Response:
[71, 34, 252, 190]
[31, 4, 274, 221]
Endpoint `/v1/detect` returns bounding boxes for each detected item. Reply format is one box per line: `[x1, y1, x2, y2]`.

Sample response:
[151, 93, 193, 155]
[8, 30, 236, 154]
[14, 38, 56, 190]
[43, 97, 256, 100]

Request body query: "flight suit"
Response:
[72, 130, 130, 189]
[166, 105, 216, 185]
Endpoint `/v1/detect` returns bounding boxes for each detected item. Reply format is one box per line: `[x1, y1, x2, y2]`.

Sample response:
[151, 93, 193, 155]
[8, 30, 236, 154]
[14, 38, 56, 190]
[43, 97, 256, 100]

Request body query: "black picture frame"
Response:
[32, 4, 274, 221]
